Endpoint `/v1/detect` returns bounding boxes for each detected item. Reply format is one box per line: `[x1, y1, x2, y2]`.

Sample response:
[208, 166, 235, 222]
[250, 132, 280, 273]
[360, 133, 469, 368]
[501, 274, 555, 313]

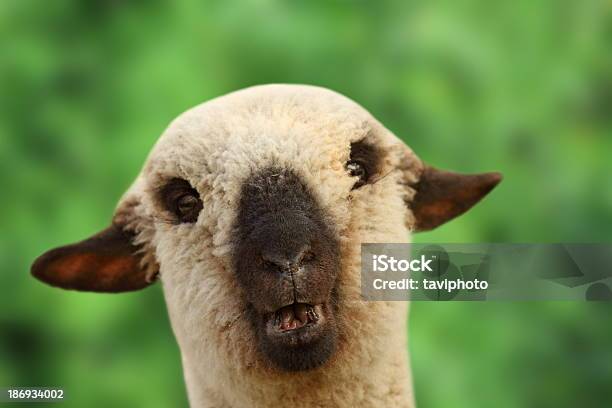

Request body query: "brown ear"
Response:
[411, 166, 502, 232]
[31, 223, 156, 292]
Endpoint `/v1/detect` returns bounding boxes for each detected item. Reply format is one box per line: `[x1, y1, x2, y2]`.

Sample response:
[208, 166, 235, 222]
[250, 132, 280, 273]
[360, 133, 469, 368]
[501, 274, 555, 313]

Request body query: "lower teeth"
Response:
[273, 304, 321, 330]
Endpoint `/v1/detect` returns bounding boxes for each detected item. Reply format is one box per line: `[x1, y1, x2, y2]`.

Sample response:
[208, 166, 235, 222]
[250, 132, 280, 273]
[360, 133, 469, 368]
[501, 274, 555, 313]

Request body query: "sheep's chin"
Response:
[253, 301, 338, 372]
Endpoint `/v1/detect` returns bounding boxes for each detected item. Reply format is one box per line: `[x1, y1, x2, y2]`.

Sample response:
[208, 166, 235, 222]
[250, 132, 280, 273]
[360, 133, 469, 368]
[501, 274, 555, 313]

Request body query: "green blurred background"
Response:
[1, 0, 611, 407]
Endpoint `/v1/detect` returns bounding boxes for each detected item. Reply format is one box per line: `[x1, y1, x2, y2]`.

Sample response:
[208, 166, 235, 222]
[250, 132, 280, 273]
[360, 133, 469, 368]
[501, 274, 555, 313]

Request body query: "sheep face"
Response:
[32, 85, 501, 375]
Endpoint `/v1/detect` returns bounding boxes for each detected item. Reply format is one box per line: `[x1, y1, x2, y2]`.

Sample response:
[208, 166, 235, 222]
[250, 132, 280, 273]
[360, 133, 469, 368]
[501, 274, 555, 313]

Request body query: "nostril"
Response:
[259, 256, 287, 273]
[260, 255, 290, 273]
[298, 250, 315, 265]
[261, 257, 280, 271]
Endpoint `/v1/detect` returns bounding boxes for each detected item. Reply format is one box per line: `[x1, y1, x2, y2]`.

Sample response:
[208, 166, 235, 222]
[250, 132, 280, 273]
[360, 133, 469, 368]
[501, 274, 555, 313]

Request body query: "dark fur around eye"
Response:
[158, 178, 203, 223]
[346, 140, 381, 189]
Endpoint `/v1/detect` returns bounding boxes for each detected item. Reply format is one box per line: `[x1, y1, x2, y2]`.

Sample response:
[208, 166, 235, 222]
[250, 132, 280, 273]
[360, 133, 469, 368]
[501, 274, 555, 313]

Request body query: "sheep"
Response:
[31, 84, 501, 408]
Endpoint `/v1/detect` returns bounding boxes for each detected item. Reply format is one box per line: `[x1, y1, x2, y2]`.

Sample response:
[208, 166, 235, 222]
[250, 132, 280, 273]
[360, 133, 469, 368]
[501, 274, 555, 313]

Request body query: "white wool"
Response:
[115, 85, 422, 407]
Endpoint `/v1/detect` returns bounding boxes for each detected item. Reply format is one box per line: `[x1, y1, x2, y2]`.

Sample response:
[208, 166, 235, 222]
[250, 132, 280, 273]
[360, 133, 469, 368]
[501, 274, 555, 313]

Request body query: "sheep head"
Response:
[32, 85, 501, 374]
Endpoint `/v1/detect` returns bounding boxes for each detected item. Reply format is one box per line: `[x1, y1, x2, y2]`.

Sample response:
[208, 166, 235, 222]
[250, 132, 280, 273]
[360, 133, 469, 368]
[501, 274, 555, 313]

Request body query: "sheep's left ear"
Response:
[408, 164, 502, 232]
[31, 223, 156, 293]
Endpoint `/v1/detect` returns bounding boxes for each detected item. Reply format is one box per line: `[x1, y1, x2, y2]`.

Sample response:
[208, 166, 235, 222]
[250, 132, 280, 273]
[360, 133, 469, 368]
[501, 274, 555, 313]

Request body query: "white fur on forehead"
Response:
[133, 86, 411, 232]
[146, 84, 396, 178]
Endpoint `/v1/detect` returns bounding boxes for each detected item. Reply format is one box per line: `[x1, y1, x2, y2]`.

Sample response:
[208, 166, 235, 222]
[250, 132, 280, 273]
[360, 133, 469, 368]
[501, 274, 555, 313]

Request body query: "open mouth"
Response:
[263, 302, 329, 348]
[271, 303, 324, 332]
[253, 300, 338, 371]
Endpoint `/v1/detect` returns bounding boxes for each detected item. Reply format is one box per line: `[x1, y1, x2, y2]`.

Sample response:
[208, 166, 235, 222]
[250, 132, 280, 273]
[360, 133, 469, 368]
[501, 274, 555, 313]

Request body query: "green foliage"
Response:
[1, 1, 610, 406]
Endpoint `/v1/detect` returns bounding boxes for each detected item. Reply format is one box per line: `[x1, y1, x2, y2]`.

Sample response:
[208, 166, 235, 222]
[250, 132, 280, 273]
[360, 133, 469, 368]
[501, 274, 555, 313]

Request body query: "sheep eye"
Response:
[175, 192, 202, 223]
[347, 140, 380, 190]
[159, 178, 203, 223]
[346, 160, 368, 189]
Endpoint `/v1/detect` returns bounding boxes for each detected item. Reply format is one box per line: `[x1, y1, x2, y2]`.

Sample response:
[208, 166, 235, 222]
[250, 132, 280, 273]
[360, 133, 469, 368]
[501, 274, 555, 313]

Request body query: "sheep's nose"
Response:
[261, 245, 313, 274]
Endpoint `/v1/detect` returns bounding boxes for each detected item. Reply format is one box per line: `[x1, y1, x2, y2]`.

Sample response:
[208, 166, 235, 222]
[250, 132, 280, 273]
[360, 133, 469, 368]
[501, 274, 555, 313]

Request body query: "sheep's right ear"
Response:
[31, 223, 156, 293]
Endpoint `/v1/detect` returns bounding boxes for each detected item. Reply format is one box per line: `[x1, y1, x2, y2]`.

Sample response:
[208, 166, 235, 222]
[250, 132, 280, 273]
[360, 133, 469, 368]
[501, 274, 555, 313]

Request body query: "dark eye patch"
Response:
[346, 140, 382, 189]
[158, 178, 203, 223]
